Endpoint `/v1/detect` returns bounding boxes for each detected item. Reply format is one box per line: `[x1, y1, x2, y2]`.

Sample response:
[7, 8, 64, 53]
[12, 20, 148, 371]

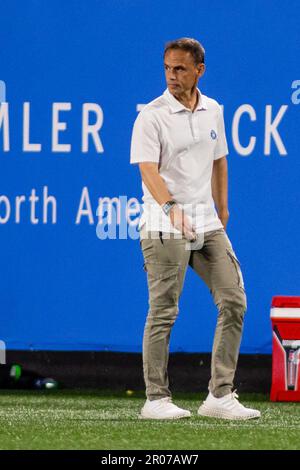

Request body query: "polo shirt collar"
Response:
[163, 87, 208, 113]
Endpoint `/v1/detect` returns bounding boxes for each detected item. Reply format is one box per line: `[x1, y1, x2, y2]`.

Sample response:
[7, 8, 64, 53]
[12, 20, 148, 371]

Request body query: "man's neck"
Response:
[174, 88, 199, 112]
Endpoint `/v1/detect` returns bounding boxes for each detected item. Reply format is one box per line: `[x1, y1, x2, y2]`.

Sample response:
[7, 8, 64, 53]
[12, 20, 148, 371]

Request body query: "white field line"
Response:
[0, 409, 299, 430]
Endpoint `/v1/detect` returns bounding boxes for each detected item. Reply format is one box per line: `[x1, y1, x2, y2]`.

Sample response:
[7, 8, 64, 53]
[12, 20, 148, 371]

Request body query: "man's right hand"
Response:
[169, 205, 197, 241]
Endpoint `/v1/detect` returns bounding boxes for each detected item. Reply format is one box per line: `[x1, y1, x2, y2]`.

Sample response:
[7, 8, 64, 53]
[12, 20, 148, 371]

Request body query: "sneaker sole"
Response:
[138, 412, 191, 420]
[198, 408, 261, 421]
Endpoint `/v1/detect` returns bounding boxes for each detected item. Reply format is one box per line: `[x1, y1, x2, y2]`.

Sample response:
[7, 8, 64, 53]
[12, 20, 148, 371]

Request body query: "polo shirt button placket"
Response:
[191, 113, 200, 142]
[188, 112, 195, 142]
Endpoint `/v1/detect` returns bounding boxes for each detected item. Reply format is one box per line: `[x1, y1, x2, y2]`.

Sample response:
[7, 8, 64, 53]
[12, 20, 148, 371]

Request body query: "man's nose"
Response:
[167, 69, 177, 80]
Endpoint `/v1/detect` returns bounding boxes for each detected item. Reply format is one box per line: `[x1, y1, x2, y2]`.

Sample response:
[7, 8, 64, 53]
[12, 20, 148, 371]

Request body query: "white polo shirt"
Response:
[130, 88, 228, 233]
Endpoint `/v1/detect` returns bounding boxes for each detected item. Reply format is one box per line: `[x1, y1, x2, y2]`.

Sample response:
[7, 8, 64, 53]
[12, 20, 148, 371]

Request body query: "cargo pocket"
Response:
[144, 262, 180, 307]
[226, 249, 245, 290]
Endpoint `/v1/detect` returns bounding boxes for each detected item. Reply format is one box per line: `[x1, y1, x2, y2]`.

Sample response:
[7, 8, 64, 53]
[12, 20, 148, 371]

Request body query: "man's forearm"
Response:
[212, 156, 229, 226]
[139, 162, 196, 239]
[139, 162, 173, 206]
[212, 156, 228, 211]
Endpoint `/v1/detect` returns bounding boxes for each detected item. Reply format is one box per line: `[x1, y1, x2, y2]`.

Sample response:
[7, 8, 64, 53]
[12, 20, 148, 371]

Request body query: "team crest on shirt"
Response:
[210, 129, 217, 140]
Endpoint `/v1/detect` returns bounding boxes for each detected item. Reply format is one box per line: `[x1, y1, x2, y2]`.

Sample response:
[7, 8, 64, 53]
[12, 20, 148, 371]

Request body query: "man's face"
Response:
[164, 49, 205, 96]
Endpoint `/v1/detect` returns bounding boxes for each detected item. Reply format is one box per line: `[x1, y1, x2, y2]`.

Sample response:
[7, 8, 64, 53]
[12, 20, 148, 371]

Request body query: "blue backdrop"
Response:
[0, 0, 299, 353]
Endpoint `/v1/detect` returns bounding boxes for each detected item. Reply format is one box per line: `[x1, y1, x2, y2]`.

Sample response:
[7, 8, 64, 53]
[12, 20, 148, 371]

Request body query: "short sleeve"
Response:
[214, 106, 229, 160]
[130, 110, 161, 164]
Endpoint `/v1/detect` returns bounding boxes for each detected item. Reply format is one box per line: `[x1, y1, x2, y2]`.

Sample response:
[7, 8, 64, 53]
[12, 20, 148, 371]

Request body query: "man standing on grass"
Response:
[130, 38, 260, 421]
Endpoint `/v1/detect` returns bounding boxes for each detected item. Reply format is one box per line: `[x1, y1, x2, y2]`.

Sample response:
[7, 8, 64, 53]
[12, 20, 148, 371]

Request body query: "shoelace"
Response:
[230, 390, 246, 410]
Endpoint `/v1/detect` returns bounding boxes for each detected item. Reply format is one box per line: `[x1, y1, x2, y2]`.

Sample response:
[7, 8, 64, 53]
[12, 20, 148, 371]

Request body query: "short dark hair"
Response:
[164, 37, 205, 65]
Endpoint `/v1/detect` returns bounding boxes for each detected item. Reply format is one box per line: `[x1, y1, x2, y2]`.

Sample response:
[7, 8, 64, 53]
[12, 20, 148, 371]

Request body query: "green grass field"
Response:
[0, 390, 299, 450]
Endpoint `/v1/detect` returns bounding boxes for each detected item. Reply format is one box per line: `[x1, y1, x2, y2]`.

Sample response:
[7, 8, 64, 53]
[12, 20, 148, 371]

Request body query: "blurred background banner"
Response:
[0, 0, 299, 354]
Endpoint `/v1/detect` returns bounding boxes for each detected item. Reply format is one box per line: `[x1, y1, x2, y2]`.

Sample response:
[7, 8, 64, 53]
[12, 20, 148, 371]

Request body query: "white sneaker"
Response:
[198, 391, 261, 420]
[139, 397, 191, 420]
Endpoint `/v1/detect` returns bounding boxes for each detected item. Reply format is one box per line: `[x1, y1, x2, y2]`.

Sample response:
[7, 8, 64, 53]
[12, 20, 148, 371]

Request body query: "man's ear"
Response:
[197, 63, 206, 78]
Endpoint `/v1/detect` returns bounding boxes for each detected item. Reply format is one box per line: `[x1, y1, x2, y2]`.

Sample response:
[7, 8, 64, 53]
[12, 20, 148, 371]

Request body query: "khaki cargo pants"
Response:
[140, 225, 247, 400]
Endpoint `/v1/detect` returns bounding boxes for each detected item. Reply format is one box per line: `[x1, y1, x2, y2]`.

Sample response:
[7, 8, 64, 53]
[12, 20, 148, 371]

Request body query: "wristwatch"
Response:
[161, 200, 177, 216]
